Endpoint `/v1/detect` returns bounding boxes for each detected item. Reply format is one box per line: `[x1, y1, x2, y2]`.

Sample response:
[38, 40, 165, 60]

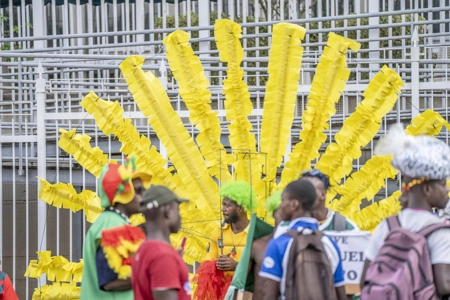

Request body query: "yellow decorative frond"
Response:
[279, 32, 360, 188]
[81, 93, 170, 186]
[32, 282, 80, 300]
[329, 155, 397, 214]
[58, 128, 109, 177]
[331, 109, 450, 214]
[260, 23, 306, 184]
[63, 259, 84, 283]
[163, 30, 232, 182]
[80, 91, 124, 136]
[214, 20, 259, 183]
[348, 191, 402, 232]
[81, 92, 209, 264]
[405, 109, 450, 135]
[37, 177, 103, 223]
[25, 251, 83, 284]
[120, 56, 219, 219]
[316, 66, 404, 184]
[214, 19, 265, 215]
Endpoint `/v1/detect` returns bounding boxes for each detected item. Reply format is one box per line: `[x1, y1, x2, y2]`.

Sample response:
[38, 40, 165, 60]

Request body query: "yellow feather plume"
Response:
[214, 20, 259, 182]
[316, 65, 404, 184]
[260, 23, 306, 184]
[58, 128, 109, 177]
[120, 56, 220, 262]
[406, 109, 450, 135]
[328, 156, 398, 214]
[80, 91, 124, 136]
[349, 191, 402, 232]
[120, 56, 219, 216]
[331, 109, 450, 215]
[25, 250, 83, 283]
[37, 177, 103, 223]
[163, 30, 233, 183]
[214, 19, 265, 216]
[279, 32, 360, 188]
[32, 282, 80, 300]
[82, 92, 209, 263]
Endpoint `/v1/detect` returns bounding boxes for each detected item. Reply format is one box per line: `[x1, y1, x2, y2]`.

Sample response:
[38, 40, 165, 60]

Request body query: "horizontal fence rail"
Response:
[0, 0, 450, 299]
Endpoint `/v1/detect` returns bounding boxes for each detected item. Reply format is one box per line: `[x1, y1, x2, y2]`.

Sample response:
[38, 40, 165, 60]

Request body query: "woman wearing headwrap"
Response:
[80, 158, 151, 300]
[361, 123, 450, 298]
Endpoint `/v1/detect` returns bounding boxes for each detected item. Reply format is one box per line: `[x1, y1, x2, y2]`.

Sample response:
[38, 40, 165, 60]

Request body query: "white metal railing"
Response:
[1, 0, 450, 298]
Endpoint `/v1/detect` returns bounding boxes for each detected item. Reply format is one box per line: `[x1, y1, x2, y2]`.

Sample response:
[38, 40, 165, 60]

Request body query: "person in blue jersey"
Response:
[257, 179, 347, 300]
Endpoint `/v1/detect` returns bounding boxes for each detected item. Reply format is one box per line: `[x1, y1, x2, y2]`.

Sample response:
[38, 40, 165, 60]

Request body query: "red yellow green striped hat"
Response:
[98, 156, 152, 208]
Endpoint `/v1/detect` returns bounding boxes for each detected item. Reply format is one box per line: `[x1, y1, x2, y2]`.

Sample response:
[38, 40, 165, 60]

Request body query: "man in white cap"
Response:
[361, 124, 450, 298]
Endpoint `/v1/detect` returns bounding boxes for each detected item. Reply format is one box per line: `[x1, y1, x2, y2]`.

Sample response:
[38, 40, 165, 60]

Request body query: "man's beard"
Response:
[224, 212, 239, 224]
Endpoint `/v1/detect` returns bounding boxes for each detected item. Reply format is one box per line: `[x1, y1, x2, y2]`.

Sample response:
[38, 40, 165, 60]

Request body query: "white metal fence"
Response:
[0, 0, 450, 298]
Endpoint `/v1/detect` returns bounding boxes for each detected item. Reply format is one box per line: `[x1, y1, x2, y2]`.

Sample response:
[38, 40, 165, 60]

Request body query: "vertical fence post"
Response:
[159, 60, 169, 168]
[411, 27, 420, 118]
[368, 0, 379, 72]
[136, 0, 145, 54]
[36, 62, 47, 287]
[198, 0, 210, 79]
[288, 0, 298, 19]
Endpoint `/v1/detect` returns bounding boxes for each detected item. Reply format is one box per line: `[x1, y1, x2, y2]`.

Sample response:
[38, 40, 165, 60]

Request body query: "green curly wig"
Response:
[219, 181, 258, 212]
[266, 190, 283, 213]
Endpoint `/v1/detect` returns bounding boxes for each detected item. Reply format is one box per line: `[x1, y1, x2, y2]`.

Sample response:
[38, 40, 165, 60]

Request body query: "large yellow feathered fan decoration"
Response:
[29, 20, 450, 299]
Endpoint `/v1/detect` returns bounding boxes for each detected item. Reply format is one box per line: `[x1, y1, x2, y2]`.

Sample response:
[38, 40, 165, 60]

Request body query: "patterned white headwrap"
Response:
[375, 123, 450, 180]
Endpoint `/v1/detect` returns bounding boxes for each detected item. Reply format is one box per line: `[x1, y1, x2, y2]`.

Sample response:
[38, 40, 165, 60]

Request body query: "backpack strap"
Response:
[333, 212, 346, 231]
[386, 215, 401, 231]
[418, 222, 450, 237]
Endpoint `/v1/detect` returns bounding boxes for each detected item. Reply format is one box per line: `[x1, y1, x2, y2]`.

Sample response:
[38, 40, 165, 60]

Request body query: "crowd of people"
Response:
[77, 124, 450, 300]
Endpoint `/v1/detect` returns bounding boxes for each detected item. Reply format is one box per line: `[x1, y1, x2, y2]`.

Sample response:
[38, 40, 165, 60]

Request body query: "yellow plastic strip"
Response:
[163, 30, 233, 182]
[316, 65, 404, 184]
[58, 128, 109, 177]
[278, 32, 360, 188]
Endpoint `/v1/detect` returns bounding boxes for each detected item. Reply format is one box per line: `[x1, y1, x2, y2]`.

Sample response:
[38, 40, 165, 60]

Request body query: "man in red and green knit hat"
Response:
[80, 158, 151, 300]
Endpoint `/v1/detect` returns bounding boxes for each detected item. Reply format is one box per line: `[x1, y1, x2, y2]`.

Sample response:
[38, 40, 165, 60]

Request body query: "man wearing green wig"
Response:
[205, 181, 257, 272]
[80, 158, 152, 300]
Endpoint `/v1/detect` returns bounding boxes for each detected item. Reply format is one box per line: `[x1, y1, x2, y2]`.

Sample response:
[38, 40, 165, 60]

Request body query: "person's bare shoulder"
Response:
[251, 234, 272, 257]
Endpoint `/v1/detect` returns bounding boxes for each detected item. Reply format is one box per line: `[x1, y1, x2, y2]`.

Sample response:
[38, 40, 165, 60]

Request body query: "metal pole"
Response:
[289, 0, 297, 19]
[158, 60, 169, 168]
[36, 62, 47, 286]
[411, 27, 420, 118]
[198, 0, 210, 79]
[136, 0, 145, 54]
[368, 0, 380, 71]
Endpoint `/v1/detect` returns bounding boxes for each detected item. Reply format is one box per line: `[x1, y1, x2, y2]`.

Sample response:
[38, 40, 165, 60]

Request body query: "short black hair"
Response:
[284, 179, 317, 211]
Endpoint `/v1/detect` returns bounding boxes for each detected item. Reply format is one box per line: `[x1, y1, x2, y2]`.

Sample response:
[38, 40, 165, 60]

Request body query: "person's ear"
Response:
[422, 182, 432, 198]
[162, 205, 170, 219]
[291, 199, 299, 210]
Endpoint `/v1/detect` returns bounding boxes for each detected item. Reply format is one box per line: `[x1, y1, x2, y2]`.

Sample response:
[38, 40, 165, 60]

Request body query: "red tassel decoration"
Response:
[193, 260, 230, 300]
[221, 275, 234, 299]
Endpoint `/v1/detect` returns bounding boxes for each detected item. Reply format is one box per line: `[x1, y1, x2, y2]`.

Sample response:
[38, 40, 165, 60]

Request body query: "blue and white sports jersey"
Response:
[259, 217, 345, 299]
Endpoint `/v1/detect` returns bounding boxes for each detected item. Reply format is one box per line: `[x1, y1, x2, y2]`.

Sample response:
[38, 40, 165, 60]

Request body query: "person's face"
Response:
[126, 178, 145, 215]
[167, 201, 182, 234]
[303, 177, 326, 211]
[425, 179, 449, 209]
[278, 191, 298, 221]
[272, 208, 282, 227]
[222, 198, 240, 224]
